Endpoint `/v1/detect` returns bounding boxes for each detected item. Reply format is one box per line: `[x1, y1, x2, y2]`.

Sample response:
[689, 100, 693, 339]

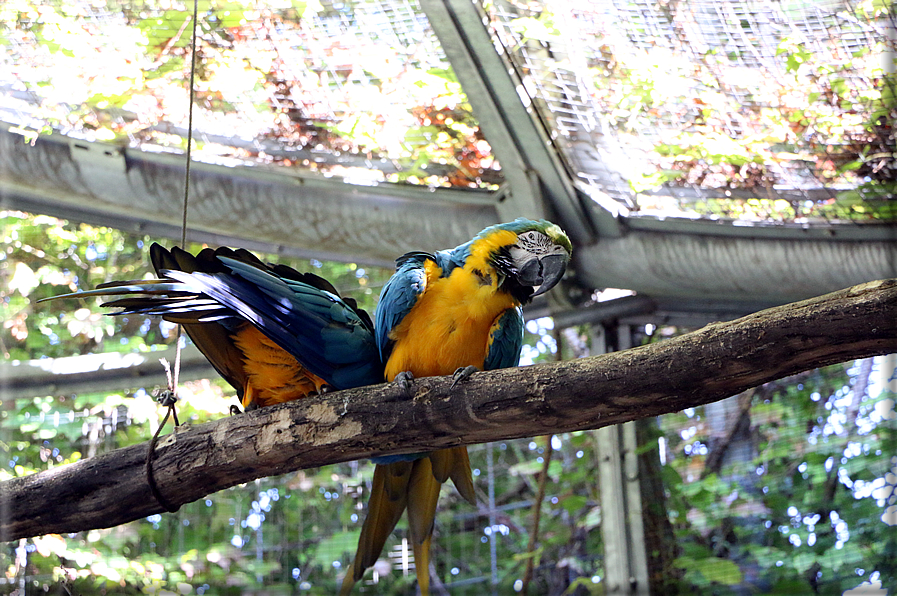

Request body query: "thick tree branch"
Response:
[2, 279, 896, 541]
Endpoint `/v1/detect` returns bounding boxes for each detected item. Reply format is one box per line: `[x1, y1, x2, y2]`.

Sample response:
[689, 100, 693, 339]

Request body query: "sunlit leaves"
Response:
[776, 38, 813, 75]
[659, 357, 896, 593]
[674, 555, 743, 587]
[2, 0, 496, 188]
[550, 1, 896, 219]
[509, 15, 560, 44]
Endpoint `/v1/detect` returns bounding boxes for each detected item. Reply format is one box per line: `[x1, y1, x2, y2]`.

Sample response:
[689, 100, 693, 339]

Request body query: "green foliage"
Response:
[137, 9, 191, 49]
[2, 211, 156, 360]
[659, 359, 896, 594]
[509, 14, 560, 44]
[674, 555, 743, 587]
[1, 0, 499, 189]
[776, 38, 813, 74]
[564, 1, 896, 221]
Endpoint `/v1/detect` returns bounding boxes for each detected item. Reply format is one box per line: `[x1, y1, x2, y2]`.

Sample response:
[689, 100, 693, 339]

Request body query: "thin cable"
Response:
[172, 0, 200, 391]
[181, 0, 199, 249]
[145, 0, 199, 512]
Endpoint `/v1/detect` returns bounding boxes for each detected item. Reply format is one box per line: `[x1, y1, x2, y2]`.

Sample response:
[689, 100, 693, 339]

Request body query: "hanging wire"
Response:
[171, 0, 201, 393]
[146, 359, 182, 513]
[144, 0, 200, 513]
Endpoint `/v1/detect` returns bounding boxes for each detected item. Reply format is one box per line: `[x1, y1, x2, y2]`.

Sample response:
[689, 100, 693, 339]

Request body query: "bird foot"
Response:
[394, 371, 415, 396]
[451, 365, 479, 388]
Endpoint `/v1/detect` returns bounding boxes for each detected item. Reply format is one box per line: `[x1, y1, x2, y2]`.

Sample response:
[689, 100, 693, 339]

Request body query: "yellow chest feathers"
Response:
[384, 248, 519, 381]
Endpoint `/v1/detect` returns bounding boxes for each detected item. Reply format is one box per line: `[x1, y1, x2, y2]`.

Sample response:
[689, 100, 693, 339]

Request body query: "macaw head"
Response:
[461, 218, 572, 304]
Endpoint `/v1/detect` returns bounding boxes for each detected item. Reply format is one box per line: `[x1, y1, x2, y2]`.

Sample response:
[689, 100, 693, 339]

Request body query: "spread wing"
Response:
[43, 243, 382, 392]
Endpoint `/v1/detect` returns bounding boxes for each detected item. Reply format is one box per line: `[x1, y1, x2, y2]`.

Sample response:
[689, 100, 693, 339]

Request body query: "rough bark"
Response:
[2, 279, 895, 542]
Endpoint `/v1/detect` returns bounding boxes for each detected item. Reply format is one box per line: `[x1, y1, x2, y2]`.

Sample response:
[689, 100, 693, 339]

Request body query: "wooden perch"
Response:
[2, 279, 896, 542]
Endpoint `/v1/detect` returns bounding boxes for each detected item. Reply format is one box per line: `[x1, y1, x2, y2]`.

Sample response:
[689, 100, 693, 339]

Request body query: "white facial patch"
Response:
[510, 231, 568, 265]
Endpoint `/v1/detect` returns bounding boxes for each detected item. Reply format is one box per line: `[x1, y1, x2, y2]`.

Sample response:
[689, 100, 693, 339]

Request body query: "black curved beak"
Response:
[519, 253, 569, 297]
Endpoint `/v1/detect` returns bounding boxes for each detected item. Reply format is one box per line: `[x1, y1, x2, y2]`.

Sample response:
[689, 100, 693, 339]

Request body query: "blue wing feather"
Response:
[375, 253, 432, 362]
[160, 266, 382, 389]
[484, 307, 524, 371]
[50, 251, 383, 391]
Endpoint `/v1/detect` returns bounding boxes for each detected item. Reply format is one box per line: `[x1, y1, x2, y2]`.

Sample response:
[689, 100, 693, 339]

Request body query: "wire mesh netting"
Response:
[482, 0, 895, 220]
[0, 0, 501, 188]
[2, 0, 893, 219]
[652, 355, 896, 594]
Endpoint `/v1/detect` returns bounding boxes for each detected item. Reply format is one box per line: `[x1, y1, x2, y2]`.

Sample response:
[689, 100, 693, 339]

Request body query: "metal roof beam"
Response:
[2, 125, 894, 305]
[0, 125, 498, 267]
[577, 222, 896, 303]
[1, 345, 215, 401]
[421, 0, 597, 244]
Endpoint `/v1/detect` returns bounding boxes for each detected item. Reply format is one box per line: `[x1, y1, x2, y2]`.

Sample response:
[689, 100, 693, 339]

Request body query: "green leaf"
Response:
[630, 169, 682, 193]
[311, 530, 360, 566]
[509, 16, 560, 42]
[770, 578, 815, 594]
[830, 78, 848, 97]
[427, 67, 459, 85]
[509, 458, 561, 479]
[581, 506, 602, 531]
[676, 555, 744, 585]
[138, 10, 191, 49]
[792, 552, 817, 573]
[559, 494, 588, 514]
[511, 546, 543, 563]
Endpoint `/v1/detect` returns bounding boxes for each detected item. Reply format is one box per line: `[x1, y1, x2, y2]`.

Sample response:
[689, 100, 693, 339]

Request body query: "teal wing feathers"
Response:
[44, 243, 382, 391]
[208, 257, 381, 389]
[484, 307, 524, 371]
[374, 252, 431, 363]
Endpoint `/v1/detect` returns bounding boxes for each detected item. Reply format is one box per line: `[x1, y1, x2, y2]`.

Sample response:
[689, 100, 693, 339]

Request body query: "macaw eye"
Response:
[515, 231, 556, 256]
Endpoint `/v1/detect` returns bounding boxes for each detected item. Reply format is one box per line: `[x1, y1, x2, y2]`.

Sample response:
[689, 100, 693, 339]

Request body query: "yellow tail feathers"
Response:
[430, 446, 476, 505]
[341, 461, 412, 595]
[341, 448, 476, 595]
[448, 446, 477, 505]
[407, 457, 440, 595]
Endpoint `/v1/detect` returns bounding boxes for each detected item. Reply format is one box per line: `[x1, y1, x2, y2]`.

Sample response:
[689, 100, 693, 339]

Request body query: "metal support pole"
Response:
[594, 324, 650, 595]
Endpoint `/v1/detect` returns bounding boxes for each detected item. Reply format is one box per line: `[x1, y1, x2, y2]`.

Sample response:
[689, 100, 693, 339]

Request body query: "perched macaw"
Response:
[341, 218, 571, 594]
[41, 218, 572, 594]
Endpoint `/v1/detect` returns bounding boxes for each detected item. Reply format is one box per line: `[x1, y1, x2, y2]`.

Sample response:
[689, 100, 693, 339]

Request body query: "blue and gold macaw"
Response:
[41, 218, 571, 594]
[341, 218, 571, 594]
